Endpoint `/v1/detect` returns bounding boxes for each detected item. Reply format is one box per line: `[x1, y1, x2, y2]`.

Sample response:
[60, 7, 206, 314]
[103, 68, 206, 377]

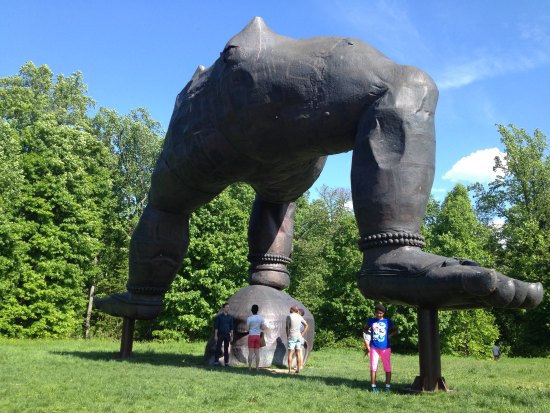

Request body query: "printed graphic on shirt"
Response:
[372, 321, 387, 344]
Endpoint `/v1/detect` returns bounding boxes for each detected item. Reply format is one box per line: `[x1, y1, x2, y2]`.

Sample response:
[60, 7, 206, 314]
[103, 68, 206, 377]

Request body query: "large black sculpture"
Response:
[95, 17, 543, 385]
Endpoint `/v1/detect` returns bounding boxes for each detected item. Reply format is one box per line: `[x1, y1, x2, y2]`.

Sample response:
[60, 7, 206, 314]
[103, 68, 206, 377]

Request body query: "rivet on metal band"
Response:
[248, 253, 292, 265]
[358, 232, 425, 250]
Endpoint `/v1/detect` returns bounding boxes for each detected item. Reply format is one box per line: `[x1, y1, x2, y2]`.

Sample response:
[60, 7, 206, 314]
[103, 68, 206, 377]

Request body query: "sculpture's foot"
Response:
[93, 292, 163, 320]
[358, 247, 544, 309]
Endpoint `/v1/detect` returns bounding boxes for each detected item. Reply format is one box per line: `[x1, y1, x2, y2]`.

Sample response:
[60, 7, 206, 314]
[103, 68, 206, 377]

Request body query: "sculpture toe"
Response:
[460, 268, 498, 297]
[483, 275, 516, 308]
[521, 282, 544, 309]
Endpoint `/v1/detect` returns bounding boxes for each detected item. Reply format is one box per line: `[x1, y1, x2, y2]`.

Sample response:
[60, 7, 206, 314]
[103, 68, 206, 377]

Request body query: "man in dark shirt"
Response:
[214, 303, 233, 366]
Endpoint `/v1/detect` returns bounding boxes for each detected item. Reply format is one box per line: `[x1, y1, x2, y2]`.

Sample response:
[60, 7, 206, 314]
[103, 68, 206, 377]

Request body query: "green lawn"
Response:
[1, 338, 549, 412]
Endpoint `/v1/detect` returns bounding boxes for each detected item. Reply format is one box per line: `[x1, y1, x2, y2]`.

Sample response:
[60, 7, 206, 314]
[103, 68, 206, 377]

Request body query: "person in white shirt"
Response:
[286, 305, 308, 373]
[246, 304, 264, 370]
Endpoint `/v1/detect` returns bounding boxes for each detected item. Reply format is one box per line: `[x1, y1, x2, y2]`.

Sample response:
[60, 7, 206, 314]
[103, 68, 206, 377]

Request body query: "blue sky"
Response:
[2, 0, 549, 201]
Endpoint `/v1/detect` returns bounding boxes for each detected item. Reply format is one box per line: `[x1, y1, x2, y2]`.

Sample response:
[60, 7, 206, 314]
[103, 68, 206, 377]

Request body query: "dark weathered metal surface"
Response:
[93, 18, 544, 382]
[94, 17, 542, 319]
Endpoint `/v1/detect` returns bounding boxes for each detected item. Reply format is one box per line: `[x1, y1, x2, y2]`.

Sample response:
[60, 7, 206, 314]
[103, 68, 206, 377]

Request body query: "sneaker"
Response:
[384, 387, 391, 392]
[371, 386, 379, 393]
[213, 361, 220, 366]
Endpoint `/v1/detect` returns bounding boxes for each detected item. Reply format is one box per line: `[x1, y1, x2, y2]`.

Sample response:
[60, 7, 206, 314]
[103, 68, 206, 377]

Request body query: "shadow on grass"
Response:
[52, 350, 421, 394]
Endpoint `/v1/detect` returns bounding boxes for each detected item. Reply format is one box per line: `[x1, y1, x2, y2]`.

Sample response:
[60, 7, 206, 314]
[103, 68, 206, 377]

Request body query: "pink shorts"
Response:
[369, 347, 392, 372]
[248, 335, 261, 349]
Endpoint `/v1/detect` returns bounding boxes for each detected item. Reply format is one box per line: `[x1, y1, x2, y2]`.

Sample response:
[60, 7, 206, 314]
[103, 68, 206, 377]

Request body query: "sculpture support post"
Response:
[118, 317, 135, 359]
[410, 308, 450, 392]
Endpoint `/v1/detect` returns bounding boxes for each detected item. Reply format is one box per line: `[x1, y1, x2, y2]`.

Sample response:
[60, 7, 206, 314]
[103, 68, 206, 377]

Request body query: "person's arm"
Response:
[388, 324, 398, 339]
[286, 315, 290, 338]
[363, 325, 371, 350]
[214, 315, 219, 341]
[301, 320, 309, 335]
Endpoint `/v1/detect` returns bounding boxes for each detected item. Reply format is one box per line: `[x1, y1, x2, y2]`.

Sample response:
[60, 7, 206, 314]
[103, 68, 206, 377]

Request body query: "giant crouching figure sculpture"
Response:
[95, 17, 543, 382]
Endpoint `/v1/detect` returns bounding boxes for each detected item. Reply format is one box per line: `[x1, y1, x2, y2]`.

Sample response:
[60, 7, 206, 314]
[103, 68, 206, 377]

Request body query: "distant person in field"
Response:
[493, 344, 500, 361]
[365, 304, 397, 392]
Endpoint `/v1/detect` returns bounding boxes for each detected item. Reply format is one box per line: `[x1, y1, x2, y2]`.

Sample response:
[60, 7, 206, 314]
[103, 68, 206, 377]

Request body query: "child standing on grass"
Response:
[365, 304, 397, 392]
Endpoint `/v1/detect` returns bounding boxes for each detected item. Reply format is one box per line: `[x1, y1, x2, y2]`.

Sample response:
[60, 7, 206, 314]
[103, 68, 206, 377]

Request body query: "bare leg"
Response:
[296, 347, 303, 373]
[352, 66, 543, 310]
[287, 349, 294, 373]
[370, 370, 377, 385]
[248, 348, 254, 369]
[255, 348, 260, 370]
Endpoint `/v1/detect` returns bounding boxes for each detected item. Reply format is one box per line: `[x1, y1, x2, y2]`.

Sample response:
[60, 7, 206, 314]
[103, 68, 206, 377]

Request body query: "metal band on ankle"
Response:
[127, 284, 170, 295]
[358, 232, 425, 250]
[248, 253, 292, 265]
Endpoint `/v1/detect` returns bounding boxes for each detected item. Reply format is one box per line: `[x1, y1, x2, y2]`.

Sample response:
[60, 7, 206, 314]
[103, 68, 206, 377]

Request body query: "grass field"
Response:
[1, 338, 549, 412]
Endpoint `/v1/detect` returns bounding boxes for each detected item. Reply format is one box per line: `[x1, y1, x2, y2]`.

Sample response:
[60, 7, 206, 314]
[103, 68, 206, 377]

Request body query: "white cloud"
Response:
[436, 50, 549, 90]
[437, 17, 550, 90]
[443, 148, 505, 184]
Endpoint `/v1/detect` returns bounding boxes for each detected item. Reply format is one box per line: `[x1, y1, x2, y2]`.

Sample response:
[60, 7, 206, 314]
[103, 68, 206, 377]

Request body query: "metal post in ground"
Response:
[117, 317, 135, 359]
[409, 308, 450, 392]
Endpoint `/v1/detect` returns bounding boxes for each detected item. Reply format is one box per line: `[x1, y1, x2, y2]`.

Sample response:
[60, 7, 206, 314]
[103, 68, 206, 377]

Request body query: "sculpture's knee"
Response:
[365, 66, 438, 167]
[391, 66, 438, 115]
[127, 208, 190, 295]
[247, 199, 295, 290]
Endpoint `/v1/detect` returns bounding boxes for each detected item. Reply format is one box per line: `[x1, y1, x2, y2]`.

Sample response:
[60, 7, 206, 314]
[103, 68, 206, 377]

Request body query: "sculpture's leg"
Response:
[94, 156, 224, 319]
[351, 66, 543, 309]
[248, 197, 296, 290]
[351, 65, 437, 240]
[246, 156, 326, 290]
[93, 205, 189, 319]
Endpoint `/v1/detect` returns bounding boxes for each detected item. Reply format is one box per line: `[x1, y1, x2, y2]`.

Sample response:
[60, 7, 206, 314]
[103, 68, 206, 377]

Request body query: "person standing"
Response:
[493, 343, 500, 361]
[286, 305, 308, 373]
[214, 303, 233, 367]
[246, 304, 264, 371]
[365, 304, 397, 392]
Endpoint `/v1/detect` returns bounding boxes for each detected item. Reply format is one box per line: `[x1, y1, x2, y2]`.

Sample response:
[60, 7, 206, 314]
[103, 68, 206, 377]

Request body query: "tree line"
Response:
[1, 63, 548, 358]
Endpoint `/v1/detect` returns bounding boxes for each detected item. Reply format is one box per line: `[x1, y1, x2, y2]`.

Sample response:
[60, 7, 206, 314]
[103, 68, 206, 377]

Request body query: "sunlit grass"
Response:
[1, 339, 549, 412]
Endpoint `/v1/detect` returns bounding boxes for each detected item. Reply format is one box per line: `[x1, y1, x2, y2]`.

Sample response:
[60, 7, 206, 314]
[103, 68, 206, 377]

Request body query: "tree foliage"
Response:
[472, 125, 550, 355]
[0, 63, 112, 337]
[90, 108, 164, 305]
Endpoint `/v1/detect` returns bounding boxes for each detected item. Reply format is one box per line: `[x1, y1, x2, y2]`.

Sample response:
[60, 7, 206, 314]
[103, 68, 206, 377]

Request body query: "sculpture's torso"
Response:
[165, 22, 397, 166]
